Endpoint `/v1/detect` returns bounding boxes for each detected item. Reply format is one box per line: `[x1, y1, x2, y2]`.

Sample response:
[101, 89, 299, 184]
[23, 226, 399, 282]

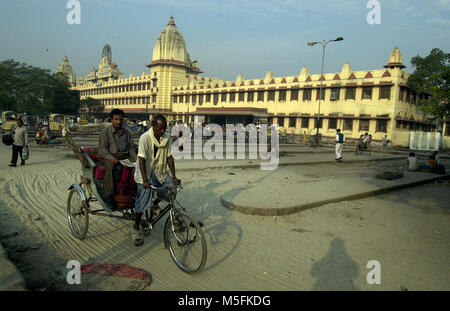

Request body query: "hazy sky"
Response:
[1, 0, 449, 81]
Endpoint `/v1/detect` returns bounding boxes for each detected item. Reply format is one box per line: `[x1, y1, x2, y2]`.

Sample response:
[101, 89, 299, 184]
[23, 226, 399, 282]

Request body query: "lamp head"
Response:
[334, 36, 344, 41]
[307, 41, 318, 46]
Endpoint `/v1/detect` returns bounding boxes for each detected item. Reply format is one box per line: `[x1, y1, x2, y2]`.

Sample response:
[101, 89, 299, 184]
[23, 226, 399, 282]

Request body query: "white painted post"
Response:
[409, 131, 415, 149]
[434, 132, 441, 151]
[425, 132, 431, 150]
[417, 132, 423, 150]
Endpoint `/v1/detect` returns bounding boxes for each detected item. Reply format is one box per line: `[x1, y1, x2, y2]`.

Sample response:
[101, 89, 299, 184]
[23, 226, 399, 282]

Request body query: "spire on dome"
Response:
[385, 46, 405, 69]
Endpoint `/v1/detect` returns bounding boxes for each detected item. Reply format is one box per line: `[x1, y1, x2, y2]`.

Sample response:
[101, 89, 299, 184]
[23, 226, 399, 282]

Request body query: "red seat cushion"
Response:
[82, 146, 101, 161]
[115, 167, 137, 195]
[94, 161, 107, 179]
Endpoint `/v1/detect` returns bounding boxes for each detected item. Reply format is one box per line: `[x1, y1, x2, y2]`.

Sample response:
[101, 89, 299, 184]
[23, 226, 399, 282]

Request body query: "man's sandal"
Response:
[132, 229, 144, 247]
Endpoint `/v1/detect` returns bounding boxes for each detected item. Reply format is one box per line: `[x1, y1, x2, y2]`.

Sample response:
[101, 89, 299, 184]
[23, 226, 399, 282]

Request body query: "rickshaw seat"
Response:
[94, 161, 107, 179]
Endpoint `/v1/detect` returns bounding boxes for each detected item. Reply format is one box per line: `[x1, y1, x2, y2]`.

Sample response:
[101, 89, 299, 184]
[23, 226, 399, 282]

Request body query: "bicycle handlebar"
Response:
[150, 181, 182, 191]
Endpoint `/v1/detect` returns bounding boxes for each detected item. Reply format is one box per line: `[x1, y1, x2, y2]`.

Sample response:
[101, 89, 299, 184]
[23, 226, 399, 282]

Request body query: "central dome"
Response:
[151, 16, 188, 65]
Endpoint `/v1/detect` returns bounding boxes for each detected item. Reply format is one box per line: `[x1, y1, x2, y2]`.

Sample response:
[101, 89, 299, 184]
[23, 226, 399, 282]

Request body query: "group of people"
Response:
[98, 109, 179, 247]
[406, 151, 444, 173]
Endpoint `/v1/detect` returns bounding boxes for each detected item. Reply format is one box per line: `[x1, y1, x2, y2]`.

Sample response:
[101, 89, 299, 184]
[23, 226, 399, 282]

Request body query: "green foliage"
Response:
[407, 48, 450, 120]
[80, 97, 104, 116]
[0, 59, 80, 115]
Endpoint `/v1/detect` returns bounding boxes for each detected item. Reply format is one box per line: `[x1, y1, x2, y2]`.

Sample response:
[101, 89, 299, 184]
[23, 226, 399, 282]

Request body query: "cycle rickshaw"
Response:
[63, 128, 207, 274]
[355, 134, 372, 155]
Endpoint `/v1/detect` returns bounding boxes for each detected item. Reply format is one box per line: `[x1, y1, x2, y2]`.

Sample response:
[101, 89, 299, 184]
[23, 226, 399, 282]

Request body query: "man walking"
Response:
[132, 115, 180, 246]
[9, 118, 28, 167]
[99, 109, 137, 205]
[335, 129, 344, 161]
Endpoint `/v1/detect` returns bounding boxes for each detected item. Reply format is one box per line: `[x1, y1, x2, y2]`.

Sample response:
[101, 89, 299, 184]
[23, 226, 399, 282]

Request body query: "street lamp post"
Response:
[307, 36, 343, 147]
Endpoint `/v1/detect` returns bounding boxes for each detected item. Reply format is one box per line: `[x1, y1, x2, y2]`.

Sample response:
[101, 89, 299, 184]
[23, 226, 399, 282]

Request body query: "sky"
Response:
[0, 0, 449, 81]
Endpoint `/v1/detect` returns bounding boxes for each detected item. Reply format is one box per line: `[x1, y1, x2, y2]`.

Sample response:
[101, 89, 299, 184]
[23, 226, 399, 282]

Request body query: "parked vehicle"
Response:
[1, 111, 18, 132]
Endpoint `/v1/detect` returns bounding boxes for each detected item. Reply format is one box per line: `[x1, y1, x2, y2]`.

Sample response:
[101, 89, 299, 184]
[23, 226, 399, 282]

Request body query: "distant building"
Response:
[56, 56, 76, 85]
[72, 17, 444, 147]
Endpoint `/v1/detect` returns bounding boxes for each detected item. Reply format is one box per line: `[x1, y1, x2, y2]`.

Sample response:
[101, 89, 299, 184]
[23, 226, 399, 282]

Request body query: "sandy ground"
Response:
[0, 142, 449, 291]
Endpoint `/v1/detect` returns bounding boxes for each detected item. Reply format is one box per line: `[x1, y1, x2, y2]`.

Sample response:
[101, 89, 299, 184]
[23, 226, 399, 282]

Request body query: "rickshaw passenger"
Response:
[99, 109, 137, 205]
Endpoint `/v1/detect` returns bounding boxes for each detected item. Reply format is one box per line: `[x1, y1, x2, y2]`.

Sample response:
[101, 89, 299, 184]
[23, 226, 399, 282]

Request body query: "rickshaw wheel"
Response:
[164, 212, 207, 274]
[67, 188, 89, 240]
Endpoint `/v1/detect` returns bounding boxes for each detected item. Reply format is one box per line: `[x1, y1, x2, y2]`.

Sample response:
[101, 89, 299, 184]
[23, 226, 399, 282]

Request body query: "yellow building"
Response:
[73, 16, 441, 146]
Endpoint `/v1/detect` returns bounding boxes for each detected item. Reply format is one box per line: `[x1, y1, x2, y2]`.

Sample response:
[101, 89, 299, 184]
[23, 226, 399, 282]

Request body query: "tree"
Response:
[80, 97, 104, 118]
[0, 59, 80, 115]
[407, 48, 450, 121]
[49, 72, 80, 114]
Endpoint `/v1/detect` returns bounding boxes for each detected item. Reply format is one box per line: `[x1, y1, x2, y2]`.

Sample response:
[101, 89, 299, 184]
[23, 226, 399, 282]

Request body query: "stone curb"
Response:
[221, 174, 450, 216]
[0, 244, 27, 291]
[176, 156, 405, 172]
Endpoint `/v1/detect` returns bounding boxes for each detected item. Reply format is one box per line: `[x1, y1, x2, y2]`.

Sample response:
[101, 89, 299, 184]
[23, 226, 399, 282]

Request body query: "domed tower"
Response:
[384, 46, 406, 69]
[147, 16, 202, 110]
[56, 56, 76, 85]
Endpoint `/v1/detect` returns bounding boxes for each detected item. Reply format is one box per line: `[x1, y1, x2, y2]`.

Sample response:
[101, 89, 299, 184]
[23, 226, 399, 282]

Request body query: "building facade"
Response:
[72, 17, 443, 146]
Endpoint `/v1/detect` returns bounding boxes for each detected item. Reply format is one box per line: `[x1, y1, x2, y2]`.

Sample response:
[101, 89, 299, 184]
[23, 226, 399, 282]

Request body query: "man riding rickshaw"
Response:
[355, 132, 372, 155]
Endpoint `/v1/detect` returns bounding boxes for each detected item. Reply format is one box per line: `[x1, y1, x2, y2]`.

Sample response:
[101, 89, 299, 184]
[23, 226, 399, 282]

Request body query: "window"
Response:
[185, 95, 189, 103]
[239, 92, 245, 102]
[328, 118, 337, 129]
[247, 91, 254, 102]
[316, 88, 325, 101]
[230, 92, 235, 102]
[278, 117, 285, 127]
[152, 95, 157, 103]
[290, 89, 299, 101]
[330, 88, 340, 101]
[206, 94, 211, 102]
[399, 87, 406, 102]
[302, 89, 312, 101]
[192, 94, 197, 104]
[289, 117, 296, 128]
[213, 93, 219, 105]
[221, 93, 227, 102]
[344, 119, 353, 131]
[376, 120, 388, 132]
[152, 80, 157, 88]
[362, 87, 372, 99]
[179, 95, 183, 103]
[301, 118, 309, 128]
[314, 118, 323, 129]
[345, 87, 356, 100]
[268, 90, 275, 101]
[379, 86, 391, 100]
[359, 119, 370, 131]
[199, 94, 203, 105]
[279, 90, 286, 101]
[257, 91, 265, 102]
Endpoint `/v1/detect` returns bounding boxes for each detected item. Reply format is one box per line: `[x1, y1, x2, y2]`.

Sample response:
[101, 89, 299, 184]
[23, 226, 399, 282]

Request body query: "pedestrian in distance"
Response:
[382, 135, 388, 150]
[335, 129, 345, 161]
[9, 118, 29, 167]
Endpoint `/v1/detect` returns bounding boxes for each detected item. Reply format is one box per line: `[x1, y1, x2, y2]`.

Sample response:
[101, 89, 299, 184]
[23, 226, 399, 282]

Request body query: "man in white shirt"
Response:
[132, 115, 180, 246]
[335, 129, 345, 161]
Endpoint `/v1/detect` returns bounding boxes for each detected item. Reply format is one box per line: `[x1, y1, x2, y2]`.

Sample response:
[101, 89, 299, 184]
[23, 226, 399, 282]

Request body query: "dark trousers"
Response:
[100, 158, 123, 198]
[11, 145, 24, 165]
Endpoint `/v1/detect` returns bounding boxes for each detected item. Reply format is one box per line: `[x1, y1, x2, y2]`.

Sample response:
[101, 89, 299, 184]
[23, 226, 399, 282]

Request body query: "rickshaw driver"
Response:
[99, 108, 137, 205]
[132, 115, 180, 246]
